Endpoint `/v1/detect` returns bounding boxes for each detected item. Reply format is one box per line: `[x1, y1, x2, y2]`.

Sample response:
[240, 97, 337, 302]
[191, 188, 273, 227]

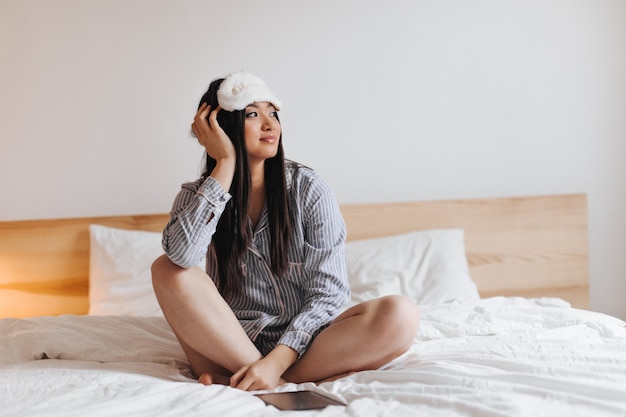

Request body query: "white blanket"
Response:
[1, 297, 625, 417]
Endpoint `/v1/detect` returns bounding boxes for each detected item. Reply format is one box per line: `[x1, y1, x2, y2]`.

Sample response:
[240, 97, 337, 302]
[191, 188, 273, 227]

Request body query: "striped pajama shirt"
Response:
[162, 160, 350, 356]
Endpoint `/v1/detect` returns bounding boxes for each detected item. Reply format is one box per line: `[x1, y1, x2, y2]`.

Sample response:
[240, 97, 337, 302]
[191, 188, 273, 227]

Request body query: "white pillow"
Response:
[88, 224, 165, 316]
[88, 225, 478, 316]
[345, 229, 479, 306]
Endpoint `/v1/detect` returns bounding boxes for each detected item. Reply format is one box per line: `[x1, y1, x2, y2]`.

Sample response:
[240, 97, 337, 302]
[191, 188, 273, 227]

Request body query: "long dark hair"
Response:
[199, 78, 292, 299]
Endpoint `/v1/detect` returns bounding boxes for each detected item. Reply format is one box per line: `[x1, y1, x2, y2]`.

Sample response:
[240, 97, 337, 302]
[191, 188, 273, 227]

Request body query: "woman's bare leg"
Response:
[151, 254, 262, 382]
[283, 295, 419, 383]
[175, 334, 231, 385]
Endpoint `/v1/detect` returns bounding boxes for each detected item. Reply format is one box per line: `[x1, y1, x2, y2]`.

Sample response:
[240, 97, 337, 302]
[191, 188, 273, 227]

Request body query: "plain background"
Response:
[1, 0, 624, 319]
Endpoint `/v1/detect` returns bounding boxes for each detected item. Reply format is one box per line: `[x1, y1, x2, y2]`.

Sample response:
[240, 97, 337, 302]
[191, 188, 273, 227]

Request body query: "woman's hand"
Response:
[191, 103, 235, 162]
[230, 358, 284, 391]
[191, 103, 236, 191]
[230, 345, 298, 391]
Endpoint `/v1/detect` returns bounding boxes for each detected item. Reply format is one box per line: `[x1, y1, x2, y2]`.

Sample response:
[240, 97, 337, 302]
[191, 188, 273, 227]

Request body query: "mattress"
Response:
[2, 296, 625, 417]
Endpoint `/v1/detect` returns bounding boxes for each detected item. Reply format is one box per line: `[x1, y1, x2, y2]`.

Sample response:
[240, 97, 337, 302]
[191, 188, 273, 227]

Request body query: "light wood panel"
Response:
[341, 194, 589, 308]
[0, 194, 589, 317]
[0, 214, 169, 317]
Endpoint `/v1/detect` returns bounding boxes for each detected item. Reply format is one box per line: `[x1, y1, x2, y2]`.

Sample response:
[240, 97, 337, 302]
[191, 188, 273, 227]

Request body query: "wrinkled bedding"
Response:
[2, 297, 625, 417]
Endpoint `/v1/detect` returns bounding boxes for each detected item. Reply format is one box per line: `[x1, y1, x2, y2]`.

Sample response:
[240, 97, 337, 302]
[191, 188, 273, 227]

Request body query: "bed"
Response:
[1, 193, 625, 417]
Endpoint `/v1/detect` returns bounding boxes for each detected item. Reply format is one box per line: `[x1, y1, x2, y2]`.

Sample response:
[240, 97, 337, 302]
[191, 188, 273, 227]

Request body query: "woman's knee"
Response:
[151, 254, 182, 290]
[370, 295, 420, 343]
[151, 255, 217, 298]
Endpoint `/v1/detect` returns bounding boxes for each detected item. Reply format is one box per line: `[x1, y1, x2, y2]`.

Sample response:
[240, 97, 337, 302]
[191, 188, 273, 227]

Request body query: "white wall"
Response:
[1, 0, 624, 319]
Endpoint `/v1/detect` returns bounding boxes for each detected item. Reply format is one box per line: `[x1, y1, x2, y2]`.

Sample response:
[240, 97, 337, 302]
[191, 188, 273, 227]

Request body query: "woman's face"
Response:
[243, 102, 281, 163]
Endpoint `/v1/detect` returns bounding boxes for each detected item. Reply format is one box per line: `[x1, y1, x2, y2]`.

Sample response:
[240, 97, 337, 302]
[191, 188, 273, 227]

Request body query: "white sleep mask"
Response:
[217, 72, 282, 112]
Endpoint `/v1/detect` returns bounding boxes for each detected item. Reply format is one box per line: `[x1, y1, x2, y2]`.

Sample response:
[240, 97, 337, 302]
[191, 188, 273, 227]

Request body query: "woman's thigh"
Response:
[284, 295, 419, 383]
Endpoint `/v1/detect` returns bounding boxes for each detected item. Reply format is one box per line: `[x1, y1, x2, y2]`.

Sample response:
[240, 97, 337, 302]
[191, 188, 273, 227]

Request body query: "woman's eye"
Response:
[270, 111, 278, 118]
[245, 111, 258, 118]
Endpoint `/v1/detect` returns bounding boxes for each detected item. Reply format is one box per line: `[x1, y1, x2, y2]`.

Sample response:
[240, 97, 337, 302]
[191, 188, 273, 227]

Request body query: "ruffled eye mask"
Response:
[217, 72, 282, 112]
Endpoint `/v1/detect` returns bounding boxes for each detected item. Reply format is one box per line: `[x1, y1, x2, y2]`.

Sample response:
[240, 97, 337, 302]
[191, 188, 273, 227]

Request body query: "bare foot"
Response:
[198, 373, 231, 386]
[200, 373, 289, 389]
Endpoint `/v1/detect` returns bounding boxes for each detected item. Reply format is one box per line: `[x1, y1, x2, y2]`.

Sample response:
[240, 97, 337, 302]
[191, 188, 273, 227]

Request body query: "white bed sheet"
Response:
[1, 297, 625, 417]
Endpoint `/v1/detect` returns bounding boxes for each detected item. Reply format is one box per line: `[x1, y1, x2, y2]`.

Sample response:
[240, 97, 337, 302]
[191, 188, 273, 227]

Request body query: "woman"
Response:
[152, 71, 420, 391]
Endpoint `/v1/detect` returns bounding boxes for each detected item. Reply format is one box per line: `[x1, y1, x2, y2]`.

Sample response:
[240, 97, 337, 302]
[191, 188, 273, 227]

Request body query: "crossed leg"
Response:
[151, 254, 420, 387]
[152, 255, 262, 382]
[284, 295, 420, 383]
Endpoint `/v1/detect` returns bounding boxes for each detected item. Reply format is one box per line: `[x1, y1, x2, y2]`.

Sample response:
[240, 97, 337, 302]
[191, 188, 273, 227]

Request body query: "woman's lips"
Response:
[260, 135, 276, 143]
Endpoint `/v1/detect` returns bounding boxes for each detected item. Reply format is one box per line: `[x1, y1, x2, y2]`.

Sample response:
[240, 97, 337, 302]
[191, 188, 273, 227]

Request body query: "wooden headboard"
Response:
[0, 194, 589, 318]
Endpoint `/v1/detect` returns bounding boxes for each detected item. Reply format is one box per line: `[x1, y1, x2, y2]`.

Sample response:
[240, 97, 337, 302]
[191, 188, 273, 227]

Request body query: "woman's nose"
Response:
[261, 116, 274, 130]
